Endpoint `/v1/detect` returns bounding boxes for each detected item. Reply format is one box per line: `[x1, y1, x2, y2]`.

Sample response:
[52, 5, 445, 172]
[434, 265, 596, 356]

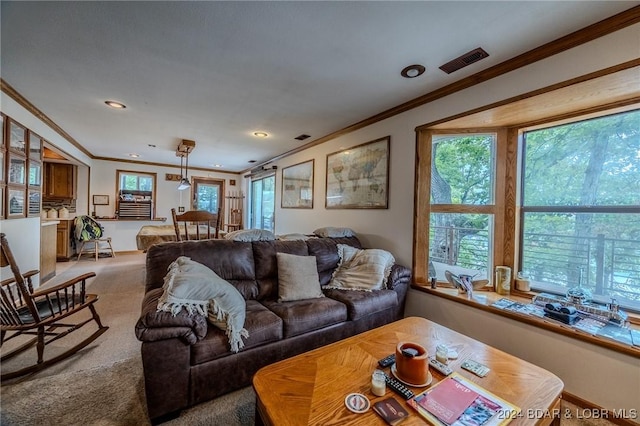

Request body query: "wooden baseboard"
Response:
[562, 391, 639, 426]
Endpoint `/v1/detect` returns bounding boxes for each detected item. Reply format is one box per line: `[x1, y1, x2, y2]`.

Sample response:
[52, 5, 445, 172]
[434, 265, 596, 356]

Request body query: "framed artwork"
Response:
[325, 136, 390, 209]
[93, 194, 110, 205]
[9, 120, 26, 154]
[8, 187, 25, 217]
[8, 155, 26, 185]
[281, 160, 314, 208]
[29, 133, 43, 160]
[28, 189, 41, 217]
[29, 161, 42, 187]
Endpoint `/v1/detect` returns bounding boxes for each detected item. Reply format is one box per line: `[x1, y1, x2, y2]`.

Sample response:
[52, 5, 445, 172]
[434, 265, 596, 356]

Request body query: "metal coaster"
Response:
[344, 393, 370, 414]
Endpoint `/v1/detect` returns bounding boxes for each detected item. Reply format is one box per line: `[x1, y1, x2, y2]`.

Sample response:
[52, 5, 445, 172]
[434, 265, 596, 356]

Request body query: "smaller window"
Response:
[116, 170, 156, 219]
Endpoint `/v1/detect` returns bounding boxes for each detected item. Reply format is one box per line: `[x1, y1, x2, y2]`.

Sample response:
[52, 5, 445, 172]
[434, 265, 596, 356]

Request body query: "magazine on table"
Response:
[407, 373, 520, 426]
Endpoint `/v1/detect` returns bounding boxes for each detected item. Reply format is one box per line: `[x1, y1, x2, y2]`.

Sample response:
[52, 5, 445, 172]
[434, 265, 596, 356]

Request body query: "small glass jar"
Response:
[435, 344, 449, 364]
[371, 369, 386, 396]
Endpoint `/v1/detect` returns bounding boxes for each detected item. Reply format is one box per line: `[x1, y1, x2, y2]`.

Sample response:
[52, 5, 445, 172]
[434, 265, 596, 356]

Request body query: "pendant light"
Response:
[177, 153, 191, 191]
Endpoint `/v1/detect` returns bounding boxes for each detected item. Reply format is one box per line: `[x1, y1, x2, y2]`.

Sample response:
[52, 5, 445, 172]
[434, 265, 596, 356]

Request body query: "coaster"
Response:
[391, 364, 433, 387]
[344, 393, 370, 414]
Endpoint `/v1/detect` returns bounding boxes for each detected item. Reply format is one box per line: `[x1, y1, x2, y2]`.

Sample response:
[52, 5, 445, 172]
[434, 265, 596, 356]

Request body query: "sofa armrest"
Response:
[387, 264, 411, 290]
[134, 288, 208, 345]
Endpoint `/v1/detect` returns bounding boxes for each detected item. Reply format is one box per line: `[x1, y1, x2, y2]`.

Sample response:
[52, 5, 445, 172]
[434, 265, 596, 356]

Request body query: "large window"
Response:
[520, 109, 640, 310]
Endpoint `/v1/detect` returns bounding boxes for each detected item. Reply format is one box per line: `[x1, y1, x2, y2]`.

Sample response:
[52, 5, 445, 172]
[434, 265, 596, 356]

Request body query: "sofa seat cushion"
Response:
[262, 297, 348, 338]
[191, 300, 282, 365]
[323, 288, 398, 321]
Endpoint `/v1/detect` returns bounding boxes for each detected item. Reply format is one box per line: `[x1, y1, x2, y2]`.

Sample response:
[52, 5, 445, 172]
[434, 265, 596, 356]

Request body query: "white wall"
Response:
[271, 24, 640, 411]
[90, 159, 242, 251]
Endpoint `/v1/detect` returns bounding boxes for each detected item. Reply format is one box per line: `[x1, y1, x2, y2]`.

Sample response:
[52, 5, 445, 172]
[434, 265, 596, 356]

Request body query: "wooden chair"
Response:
[75, 215, 116, 261]
[171, 208, 221, 241]
[0, 233, 108, 380]
[224, 208, 243, 232]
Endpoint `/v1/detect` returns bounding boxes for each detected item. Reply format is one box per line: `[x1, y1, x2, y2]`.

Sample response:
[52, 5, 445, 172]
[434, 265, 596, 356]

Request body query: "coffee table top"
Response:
[253, 316, 564, 425]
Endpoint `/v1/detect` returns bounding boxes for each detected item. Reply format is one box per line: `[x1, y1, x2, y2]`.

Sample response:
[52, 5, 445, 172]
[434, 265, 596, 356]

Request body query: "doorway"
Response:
[192, 178, 225, 221]
[250, 174, 275, 232]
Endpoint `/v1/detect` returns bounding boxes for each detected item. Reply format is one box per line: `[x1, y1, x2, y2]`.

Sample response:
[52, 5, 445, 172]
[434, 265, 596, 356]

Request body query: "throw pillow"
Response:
[157, 256, 249, 352]
[326, 244, 395, 291]
[313, 227, 356, 238]
[276, 252, 324, 302]
[224, 229, 276, 242]
[277, 233, 312, 241]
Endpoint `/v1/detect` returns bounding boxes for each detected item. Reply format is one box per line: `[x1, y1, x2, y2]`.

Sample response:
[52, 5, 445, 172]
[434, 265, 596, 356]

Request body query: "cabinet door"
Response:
[46, 163, 76, 198]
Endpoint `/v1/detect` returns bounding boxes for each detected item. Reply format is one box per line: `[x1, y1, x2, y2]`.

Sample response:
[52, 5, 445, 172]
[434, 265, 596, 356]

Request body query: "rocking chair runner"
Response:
[0, 233, 108, 381]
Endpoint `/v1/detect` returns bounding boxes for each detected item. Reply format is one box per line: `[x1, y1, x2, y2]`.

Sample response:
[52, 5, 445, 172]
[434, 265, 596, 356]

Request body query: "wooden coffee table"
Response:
[253, 316, 563, 425]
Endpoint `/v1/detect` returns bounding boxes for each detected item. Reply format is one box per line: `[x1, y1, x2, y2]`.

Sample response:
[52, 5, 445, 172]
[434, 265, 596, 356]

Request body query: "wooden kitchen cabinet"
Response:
[56, 218, 76, 261]
[40, 221, 58, 282]
[45, 162, 76, 199]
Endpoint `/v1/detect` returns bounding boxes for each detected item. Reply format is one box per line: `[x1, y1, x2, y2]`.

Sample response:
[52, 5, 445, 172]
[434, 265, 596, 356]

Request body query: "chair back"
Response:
[0, 233, 40, 325]
[171, 208, 220, 241]
[74, 215, 104, 242]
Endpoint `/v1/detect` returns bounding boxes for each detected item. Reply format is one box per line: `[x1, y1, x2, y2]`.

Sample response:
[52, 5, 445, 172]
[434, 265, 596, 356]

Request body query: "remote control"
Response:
[429, 357, 453, 376]
[383, 372, 415, 400]
[378, 354, 395, 368]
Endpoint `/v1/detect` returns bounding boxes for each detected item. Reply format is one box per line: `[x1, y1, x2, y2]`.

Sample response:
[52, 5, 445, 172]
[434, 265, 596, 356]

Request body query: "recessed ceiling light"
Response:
[248, 160, 257, 163]
[213, 164, 223, 168]
[253, 132, 268, 138]
[128, 153, 140, 158]
[400, 64, 426, 79]
[105, 100, 126, 109]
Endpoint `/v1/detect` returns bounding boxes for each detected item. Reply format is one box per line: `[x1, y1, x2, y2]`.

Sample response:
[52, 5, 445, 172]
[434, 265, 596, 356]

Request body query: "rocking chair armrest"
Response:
[30, 272, 97, 297]
[1, 269, 40, 288]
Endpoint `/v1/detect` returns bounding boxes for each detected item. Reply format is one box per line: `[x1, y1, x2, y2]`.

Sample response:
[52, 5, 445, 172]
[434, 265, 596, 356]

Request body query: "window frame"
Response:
[115, 169, 157, 219]
[413, 128, 509, 286]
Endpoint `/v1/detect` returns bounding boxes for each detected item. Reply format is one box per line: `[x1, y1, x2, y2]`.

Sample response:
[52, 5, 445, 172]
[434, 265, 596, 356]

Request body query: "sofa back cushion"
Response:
[306, 236, 362, 285]
[253, 240, 309, 300]
[145, 239, 259, 299]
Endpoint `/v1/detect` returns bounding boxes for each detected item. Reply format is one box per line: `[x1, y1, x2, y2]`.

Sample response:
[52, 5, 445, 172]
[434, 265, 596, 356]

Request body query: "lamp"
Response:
[176, 139, 195, 191]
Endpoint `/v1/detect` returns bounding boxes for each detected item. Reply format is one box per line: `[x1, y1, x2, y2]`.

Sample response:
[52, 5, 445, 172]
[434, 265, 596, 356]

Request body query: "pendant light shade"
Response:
[176, 140, 195, 191]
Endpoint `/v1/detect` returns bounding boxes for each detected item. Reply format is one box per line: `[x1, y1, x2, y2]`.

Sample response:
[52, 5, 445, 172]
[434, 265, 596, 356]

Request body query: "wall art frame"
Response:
[325, 136, 390, 209]
[281, 159, 314, 209]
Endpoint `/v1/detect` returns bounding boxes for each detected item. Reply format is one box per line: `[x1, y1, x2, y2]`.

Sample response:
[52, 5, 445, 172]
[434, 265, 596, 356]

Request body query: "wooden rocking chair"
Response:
[0, 233, 108, 380]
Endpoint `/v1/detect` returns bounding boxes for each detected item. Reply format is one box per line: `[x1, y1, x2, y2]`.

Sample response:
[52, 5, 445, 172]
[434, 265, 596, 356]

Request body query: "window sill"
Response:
[410, 283, 640, 358]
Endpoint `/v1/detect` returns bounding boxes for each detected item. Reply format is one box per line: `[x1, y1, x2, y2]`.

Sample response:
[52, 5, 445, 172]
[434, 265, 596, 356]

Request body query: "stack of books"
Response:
[407, 373, 519, 426]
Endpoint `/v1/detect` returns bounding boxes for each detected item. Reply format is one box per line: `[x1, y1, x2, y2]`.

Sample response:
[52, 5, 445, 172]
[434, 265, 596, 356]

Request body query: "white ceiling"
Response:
[1, 1, 637, 172]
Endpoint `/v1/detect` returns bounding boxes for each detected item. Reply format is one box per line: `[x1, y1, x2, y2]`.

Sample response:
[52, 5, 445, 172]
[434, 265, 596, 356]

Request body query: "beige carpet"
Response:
[1, 252, 255, 425]
[0, 253, 618, 426]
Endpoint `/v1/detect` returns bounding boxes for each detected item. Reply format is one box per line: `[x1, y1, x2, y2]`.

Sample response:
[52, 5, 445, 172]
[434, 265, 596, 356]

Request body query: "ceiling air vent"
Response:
[294, 134, 311, 141]
[439, 47, 489, 74]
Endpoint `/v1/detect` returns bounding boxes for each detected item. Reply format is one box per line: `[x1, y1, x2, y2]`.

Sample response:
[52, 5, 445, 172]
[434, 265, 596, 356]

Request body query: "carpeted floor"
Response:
[0, 252, 255, 425]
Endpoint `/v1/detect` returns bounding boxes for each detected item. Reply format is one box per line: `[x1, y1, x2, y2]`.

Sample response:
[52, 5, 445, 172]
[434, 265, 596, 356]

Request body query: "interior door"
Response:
[192, 178, 225, 220]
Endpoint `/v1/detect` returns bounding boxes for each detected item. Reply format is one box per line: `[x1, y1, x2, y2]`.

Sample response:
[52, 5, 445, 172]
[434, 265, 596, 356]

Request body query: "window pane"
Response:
[524, 110, 640, 206]
[522, 212, 640, 310]
[429, 212, 492, 281]
[431, 134, 495, 205]
[522, 109, 640, 311]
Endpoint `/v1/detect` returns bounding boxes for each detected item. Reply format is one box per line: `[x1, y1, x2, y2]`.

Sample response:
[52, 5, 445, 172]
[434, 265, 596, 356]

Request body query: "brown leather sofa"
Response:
[135, 236, 411, 422]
